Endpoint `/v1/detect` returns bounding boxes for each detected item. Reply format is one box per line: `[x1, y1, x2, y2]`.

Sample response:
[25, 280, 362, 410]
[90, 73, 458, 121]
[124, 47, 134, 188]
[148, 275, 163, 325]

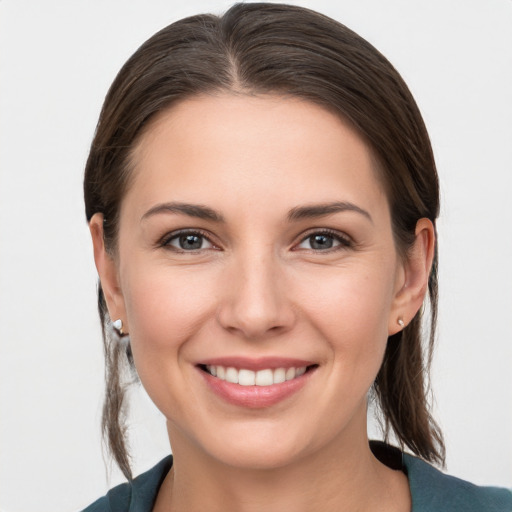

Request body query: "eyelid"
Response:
[158, 228, 219, 251]
[156, 227, 353, 253]
[293, 228, 353, 251]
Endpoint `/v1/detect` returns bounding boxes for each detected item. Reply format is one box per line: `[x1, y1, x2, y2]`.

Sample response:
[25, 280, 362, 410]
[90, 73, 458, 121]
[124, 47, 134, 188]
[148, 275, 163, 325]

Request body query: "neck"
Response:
[154, 417, 410, 512]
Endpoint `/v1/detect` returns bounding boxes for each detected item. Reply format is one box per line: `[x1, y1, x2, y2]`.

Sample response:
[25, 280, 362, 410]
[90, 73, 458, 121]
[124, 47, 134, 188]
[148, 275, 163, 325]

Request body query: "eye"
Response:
[163, 231, 215, 251]
[296, 230, 351, 251]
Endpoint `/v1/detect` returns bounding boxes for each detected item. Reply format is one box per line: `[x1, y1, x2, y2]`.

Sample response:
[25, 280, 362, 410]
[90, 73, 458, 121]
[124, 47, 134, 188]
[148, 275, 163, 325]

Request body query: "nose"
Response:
[217, 251, 296, 340]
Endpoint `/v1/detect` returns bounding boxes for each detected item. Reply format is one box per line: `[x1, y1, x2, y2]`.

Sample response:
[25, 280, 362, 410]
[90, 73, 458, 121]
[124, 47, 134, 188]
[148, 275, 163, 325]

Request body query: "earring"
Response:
[113, 318, 125, 336]
[397, 318, 405, 329]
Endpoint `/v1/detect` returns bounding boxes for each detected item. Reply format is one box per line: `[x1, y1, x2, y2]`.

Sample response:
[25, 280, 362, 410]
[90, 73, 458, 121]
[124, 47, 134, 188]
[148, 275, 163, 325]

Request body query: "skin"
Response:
[90, 94, 435, 512]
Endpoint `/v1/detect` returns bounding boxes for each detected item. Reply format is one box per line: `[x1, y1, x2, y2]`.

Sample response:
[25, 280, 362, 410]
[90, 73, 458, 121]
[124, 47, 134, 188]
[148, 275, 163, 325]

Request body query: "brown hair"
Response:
[84, 2, 444, 480]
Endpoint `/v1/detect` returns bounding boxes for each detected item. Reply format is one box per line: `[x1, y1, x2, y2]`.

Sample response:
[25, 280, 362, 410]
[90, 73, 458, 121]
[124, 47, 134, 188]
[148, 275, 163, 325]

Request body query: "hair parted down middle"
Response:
[84, 2, 444, 481]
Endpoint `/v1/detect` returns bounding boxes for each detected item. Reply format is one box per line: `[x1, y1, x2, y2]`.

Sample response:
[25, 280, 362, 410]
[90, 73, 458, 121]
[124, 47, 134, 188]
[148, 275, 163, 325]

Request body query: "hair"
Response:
[84, 2, 444, 480]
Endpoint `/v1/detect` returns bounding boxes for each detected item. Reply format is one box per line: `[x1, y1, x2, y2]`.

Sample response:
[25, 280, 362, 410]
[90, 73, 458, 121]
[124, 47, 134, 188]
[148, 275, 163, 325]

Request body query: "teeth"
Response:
[239, 369, 255, 386]
[273, 368, 286, 384]
[225, 367, 238, 384]
[255, 369, 273, 386]
[205, 365, 308, 386]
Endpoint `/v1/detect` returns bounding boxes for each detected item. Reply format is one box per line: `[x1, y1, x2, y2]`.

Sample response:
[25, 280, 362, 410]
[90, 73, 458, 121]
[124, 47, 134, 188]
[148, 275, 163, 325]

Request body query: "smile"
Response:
[197, 359, 317, 408]
[204, 365, 308, 386]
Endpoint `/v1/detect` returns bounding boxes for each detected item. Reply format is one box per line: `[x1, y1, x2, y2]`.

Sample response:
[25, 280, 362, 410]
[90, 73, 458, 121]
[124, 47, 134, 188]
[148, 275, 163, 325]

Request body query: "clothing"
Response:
[82, 444, 512, 512]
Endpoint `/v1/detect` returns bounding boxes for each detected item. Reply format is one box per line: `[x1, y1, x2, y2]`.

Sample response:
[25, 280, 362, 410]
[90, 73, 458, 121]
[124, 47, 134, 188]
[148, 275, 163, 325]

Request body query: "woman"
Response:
[82, 3, 512, 511]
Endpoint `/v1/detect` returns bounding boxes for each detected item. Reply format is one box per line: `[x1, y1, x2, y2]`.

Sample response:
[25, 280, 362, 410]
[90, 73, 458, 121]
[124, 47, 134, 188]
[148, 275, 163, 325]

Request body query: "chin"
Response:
[195, 421, 318, 471]
[212, 443, 304, 471]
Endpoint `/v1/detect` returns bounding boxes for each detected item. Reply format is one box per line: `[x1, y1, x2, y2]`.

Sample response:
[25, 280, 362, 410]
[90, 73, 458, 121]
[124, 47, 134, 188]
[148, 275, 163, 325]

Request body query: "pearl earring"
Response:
[397, 318, 405, 329]
[113, 318, 124, 336]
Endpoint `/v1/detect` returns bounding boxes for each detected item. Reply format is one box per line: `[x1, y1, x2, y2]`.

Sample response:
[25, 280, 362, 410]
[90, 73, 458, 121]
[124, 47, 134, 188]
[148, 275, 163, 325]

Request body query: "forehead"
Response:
[125, 94, 389, 220]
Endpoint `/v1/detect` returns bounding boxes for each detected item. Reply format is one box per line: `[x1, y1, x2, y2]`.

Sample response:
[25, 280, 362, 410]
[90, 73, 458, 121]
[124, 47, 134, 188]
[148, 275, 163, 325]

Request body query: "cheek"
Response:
[121, 264, 218, 359]
[119, 264, 222, 417]
[292, 261, 395, 383]
[294, 261, 395, 337]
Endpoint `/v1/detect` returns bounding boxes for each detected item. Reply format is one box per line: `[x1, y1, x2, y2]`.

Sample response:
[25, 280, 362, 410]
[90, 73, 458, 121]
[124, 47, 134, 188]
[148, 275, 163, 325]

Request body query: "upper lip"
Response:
[196, 356, 316, 371]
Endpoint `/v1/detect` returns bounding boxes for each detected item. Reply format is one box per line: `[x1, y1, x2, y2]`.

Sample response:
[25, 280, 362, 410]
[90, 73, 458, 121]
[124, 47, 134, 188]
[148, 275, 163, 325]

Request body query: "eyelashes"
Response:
[295, 229, 353, 252]
[159, 229, 218, 252]
[158, 228, 354, 254]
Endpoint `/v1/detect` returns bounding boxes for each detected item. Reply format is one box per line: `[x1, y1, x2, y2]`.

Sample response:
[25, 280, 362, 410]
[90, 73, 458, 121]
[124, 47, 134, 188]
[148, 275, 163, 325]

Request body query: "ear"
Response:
[388, 218, 435, 335]
[89, 213, 127, 330]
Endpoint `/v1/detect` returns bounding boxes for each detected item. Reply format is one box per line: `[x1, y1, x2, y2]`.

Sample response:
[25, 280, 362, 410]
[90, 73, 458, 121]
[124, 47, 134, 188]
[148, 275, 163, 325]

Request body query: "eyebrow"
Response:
[287, 201, 373, 223]
[141, 202, 225, 222]
[141, 200, 372, 224]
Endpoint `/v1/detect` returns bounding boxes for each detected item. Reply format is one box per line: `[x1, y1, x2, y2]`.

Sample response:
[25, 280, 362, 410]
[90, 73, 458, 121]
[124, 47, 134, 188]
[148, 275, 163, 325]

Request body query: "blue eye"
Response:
[297, 231, 350, 251]
[165, 232, 214, 251]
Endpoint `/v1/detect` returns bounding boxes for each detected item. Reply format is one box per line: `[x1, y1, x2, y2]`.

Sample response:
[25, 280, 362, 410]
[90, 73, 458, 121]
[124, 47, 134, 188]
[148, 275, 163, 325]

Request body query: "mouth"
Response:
[199, 364, 315, 386]
[196, 358, 318, 408]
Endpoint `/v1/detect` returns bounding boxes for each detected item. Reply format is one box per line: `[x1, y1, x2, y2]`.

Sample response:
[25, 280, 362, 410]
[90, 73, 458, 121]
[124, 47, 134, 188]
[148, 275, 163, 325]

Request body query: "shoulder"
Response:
[81, 456, 173, 512]
[403, 453, 512, 512]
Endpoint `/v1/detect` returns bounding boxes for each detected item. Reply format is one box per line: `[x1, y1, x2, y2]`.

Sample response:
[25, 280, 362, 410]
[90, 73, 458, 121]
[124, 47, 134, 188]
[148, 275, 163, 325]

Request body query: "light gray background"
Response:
[1, 1, 511, 511]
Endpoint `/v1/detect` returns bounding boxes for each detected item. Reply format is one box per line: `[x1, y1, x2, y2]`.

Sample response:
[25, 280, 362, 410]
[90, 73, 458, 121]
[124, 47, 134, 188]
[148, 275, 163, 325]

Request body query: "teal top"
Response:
[83, 445, 512, 512]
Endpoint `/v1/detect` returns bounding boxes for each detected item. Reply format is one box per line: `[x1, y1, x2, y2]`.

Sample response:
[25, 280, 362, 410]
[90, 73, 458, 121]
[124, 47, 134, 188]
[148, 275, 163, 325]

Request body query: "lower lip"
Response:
[199, 368, 314, 408]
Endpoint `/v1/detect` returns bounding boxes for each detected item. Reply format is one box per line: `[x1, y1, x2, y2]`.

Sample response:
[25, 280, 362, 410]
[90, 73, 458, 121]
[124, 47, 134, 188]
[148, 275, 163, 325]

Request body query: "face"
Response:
[92, 94, 424, 470]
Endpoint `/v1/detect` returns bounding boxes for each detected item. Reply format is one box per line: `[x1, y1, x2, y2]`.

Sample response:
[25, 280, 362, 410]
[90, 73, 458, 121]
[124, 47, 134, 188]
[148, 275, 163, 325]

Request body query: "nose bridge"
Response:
[217, 244, 294, 339]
